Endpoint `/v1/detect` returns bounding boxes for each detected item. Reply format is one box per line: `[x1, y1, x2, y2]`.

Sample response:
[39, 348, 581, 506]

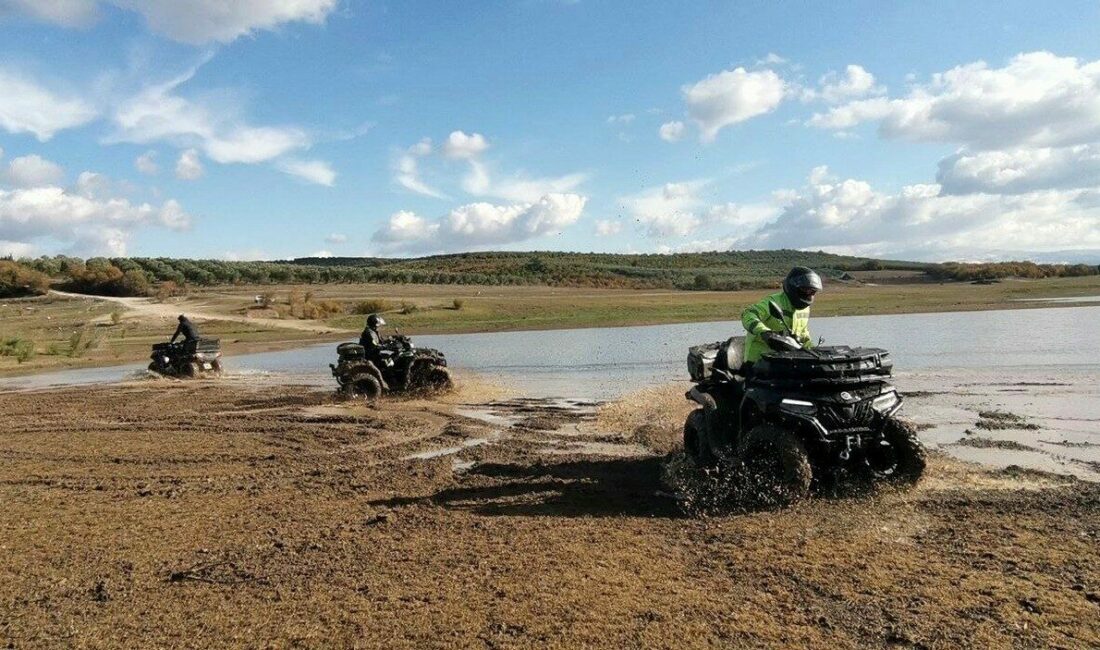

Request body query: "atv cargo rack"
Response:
[152, 338, 221, 354]
[753, 346, 892, 381]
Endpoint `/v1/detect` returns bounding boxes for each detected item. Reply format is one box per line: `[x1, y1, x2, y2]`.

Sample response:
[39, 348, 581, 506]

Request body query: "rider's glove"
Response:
[761, 330, 785, 350]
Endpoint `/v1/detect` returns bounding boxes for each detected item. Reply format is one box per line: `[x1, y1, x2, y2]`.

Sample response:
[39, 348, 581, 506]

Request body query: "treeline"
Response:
[9, 250, 919, 294]
[928, 261, 1099, 281]
[5, 252, 1097, 298]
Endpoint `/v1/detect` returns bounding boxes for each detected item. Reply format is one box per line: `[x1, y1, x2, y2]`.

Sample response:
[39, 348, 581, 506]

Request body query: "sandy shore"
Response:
[1, 375, 1098, 648]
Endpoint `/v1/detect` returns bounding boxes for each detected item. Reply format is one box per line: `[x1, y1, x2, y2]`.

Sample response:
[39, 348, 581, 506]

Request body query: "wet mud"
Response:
[1, 379, 1098, 648]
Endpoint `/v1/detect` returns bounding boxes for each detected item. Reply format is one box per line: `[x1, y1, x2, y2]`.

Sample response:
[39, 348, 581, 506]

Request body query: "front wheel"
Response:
[881, 417, 926, 486]
[683, 410, 717, 468]
[425, 366, 453, 392]
[737, 424, 812, 507]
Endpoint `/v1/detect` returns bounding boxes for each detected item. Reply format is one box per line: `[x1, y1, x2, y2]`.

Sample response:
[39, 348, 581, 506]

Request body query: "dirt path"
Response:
[1, 380, 1097, 648]
[49, 290, 353, 334]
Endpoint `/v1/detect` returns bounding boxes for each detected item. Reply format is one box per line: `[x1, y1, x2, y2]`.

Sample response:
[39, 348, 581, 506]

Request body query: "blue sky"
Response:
[2, 1, 1100, 262]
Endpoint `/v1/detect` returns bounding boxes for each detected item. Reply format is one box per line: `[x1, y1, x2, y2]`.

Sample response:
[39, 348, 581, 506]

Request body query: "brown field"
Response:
[1, 378, 1097, 648]
[3, 274, 1099, 376]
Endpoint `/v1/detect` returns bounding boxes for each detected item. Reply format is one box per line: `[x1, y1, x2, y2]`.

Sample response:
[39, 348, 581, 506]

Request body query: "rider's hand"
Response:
[761, 331, 784, 350]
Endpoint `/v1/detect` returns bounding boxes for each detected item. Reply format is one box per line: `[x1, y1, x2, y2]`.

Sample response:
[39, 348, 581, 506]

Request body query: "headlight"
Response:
[871, 390, 899, 413]
[779, 398, 816, 414]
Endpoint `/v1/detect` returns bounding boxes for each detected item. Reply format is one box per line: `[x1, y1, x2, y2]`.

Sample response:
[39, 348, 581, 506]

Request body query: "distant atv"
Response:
[331, 334, 453, 400]
[149, 338, 223, 378]
[683, 301, 924, 506]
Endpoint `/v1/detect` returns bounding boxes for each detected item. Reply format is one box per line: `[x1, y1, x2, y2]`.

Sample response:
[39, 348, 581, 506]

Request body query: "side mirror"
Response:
[768, 300, 785, 321]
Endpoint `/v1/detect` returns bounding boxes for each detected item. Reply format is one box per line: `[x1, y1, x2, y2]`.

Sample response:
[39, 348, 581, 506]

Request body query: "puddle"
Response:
[403, 434, 499, 460]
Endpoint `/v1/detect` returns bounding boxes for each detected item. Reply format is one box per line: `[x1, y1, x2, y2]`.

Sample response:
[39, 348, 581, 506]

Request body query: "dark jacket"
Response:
[359, 327, 383, 363]
[171, 318, 199, 343]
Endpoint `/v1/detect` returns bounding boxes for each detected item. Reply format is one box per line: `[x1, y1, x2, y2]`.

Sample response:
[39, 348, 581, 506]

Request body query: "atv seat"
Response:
[688, 336, 745, 381]
[337, 342, 366, 360]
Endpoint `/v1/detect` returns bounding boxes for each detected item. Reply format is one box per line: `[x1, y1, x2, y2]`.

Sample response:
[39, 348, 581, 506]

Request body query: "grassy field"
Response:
[3, 275, 1099, 376]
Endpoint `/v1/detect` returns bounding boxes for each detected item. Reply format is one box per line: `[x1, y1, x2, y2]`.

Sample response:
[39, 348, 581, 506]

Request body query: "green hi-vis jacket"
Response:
[741, 291, 814, 363]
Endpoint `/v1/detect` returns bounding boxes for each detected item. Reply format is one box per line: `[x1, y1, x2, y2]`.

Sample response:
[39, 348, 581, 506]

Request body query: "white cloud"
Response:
[462, 160, 586, 203]
[0, 184, 191, 256]
[936, 145, 1100, 195]
[310, 249, 333, 258]
[594, 220, 622, 236]
[135, 150, 159, 175]
[0, 239, 36, 257]
[110, 65, 310, 165]
[175, 148, 204, 180]
[658, 120, 686, 142]
[0, 0, 98, 27]
[606, 113, 635, 125]
[5, 154, 64, 187]
[682, 67, 787, 142]
[221, 249, 269, 262]
[394, 138, 447, 199]
[441, 130, 489, 159]
[0, 68, 98, 141]
[756, 53, 788, 66]
[325, 233, 347, 244]
[372, 193, 587, 253]
[2, 0, 337, 44]
[743, 168, 1100, 260]
[277, 158, 336, 186]
[815, 65, 884, 104]
[808, 52, 1100, 150]
[620, 180, 708, 237]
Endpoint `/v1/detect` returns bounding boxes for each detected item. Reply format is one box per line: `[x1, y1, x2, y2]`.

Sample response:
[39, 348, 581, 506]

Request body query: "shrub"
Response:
[63, 262, 151, 297]
[110, 310, 123, 325]
[67, 327, 100, 358]
[154, 281, 186, 302]
[0, 260, 51, 298]
[399, 301, 420, 314]
[351, 298, 392, 315]
[300, 300, 345, 320]
[0, 337, 36, 363]
[452, 298, 464, 310]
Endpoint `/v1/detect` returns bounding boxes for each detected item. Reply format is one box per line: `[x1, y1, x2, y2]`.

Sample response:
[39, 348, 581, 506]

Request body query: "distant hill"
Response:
[9, 250, 1096, 295]
[281, 250, 928, 290]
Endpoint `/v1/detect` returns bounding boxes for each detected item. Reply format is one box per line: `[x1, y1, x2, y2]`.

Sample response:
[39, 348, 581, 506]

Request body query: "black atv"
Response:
[148, 338, 223, 378]
[330, 334, 453, 400]
[683, 301, 924, 506]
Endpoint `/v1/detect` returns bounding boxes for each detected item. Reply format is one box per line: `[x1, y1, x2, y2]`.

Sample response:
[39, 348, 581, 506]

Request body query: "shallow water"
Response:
[4, 305, 1100, 399]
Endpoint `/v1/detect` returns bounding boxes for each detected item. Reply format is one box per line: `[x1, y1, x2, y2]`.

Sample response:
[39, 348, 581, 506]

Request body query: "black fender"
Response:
[686, 385, 717, 411]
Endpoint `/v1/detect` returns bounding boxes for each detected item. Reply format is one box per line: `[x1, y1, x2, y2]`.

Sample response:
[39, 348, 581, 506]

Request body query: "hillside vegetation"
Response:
[4, 252, 1097, 299]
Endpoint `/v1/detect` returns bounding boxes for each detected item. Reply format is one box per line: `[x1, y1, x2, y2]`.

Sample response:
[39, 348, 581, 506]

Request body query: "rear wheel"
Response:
[737, 424, 812, 507]
[147, 362, 159, 373]
[881, 417, 926, 486]
[211, 359, 224, 376]
[350, 374, 382, 401]
[684, 410, 717, 468]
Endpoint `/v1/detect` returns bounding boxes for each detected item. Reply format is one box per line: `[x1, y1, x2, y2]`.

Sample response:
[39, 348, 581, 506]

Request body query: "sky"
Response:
[2, 0, 1100, 263]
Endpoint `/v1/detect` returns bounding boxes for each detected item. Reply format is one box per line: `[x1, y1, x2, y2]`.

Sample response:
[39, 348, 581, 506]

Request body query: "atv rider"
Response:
[169, 314, 199, 344]
[358, 314, 390, 390]
[741, 266, 822, 366]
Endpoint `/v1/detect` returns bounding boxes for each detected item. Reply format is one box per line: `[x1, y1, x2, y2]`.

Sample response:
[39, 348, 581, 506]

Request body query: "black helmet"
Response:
[178, 314, 186, 322]
[783, 266, 822, 309]
[367, 314, 386, 329]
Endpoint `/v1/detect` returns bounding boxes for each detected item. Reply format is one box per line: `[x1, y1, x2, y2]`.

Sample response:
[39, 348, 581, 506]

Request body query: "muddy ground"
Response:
[1, 378, 1098, 648]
